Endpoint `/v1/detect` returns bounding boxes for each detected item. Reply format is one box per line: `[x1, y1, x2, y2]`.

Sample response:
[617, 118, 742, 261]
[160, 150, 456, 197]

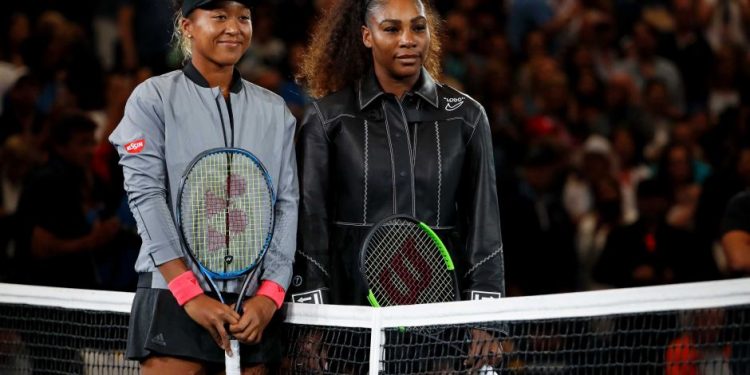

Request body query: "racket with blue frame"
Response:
[177, 147, 275, 375]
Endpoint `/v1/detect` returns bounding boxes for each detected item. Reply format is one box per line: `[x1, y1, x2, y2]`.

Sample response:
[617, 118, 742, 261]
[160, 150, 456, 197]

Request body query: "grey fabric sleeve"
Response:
[109, 83, 183, 268]
[260, 106, 299, 290]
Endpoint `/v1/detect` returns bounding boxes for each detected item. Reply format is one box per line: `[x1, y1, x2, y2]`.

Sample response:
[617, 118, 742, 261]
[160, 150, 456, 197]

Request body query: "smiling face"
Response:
[182, 1, 252, 69]
[362, 0, 431, 82]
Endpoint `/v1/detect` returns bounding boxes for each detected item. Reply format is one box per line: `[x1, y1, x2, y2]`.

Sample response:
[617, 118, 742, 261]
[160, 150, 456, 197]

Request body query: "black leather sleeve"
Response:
[291, 104, 332, 303]
[460, 107, 506, 297]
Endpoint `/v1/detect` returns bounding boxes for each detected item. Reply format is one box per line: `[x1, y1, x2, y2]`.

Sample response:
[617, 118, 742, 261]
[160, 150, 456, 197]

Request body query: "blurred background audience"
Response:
[0, 0, 748, 294]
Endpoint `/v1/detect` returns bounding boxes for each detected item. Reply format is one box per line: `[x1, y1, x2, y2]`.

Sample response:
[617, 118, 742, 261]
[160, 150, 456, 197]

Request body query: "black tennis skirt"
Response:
[126, 275, 284, 366]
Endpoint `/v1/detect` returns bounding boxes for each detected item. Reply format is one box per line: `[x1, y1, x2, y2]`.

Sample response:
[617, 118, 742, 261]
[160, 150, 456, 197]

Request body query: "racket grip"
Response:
[225, 339, 241, 375]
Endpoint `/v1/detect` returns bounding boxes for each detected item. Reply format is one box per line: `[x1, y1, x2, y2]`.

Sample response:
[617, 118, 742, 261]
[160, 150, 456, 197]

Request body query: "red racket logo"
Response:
[378, 238, 432, 305]
[205, 174, 249, 253]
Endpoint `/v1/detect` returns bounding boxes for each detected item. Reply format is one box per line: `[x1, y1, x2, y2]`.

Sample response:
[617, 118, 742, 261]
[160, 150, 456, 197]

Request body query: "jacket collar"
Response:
[358, 67, 439, 110]
[183, 60, 243, 94]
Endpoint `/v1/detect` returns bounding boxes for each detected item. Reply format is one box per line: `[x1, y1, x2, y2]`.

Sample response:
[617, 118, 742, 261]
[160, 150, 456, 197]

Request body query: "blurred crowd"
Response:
[0, 0, 748, 295]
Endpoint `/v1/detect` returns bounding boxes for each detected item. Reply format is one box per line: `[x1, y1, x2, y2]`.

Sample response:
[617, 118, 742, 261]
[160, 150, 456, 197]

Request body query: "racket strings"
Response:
[365, 219, 454, 306]
[180, 152, 273, 275]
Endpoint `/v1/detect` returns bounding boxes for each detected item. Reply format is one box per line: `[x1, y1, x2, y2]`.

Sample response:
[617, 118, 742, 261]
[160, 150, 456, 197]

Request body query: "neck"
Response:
[192, 57, 235, 97]
[373, 64, 419, 99]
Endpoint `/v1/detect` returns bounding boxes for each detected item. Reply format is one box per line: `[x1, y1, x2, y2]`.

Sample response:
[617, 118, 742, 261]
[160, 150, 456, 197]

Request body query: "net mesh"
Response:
[0, 280, 749, 374]
[179, 151, 273, 275]
[0, 303, 136, 374]
[363, 218, 455, 306]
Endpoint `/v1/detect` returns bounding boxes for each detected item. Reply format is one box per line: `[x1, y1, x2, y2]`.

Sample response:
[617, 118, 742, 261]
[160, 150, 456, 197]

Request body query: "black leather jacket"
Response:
[291, 68, 505, 305]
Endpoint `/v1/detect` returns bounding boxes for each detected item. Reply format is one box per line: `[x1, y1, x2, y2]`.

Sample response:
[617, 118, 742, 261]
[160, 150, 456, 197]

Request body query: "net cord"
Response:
[2, 279, 749, 327]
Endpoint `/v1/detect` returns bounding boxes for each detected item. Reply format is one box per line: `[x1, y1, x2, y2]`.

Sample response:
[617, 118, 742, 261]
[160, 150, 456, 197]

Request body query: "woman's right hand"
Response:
[183, 294, 241, 352]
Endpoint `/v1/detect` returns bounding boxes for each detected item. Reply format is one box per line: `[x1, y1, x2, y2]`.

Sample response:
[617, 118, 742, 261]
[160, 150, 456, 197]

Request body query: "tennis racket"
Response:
[359, 215, 458, 307]
[360, 216, 500, 374]
[176, 147, 275, 375]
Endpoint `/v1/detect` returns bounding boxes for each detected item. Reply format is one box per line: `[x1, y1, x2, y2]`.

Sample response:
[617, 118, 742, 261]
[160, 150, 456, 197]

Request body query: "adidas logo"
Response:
[151, 333, 166, 346]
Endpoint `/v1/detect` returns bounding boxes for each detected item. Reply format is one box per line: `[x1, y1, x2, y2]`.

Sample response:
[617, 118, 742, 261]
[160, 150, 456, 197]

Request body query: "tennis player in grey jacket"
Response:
[109, 0, 298, 372]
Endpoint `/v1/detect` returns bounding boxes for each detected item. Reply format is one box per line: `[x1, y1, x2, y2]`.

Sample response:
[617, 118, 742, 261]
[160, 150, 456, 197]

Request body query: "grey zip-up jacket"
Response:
[109, 62, 298, 294]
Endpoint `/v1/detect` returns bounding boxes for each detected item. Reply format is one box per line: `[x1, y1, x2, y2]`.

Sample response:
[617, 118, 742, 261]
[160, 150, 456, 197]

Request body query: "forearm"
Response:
[30, 226, 93, 258]
[157, 258, 192, 283]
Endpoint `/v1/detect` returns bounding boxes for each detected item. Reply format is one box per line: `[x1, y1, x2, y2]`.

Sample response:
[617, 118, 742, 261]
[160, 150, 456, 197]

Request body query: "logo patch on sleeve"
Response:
[125, 139, 145, 154]
[470, 291, 502, 300]
[292, 289, 324, 304]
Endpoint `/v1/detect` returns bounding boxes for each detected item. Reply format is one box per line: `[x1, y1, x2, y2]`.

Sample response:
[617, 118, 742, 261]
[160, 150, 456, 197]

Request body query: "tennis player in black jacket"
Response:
[292, 0, 506, 372]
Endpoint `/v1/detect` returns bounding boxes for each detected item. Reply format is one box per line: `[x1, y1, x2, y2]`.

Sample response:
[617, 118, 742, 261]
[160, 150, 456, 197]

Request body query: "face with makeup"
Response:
[362, 0, 431, 82]
[182, 1, 253, 69]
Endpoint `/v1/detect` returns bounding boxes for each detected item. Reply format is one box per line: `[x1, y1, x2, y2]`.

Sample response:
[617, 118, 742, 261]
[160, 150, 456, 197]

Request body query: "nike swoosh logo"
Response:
[445, 101, 464, 111]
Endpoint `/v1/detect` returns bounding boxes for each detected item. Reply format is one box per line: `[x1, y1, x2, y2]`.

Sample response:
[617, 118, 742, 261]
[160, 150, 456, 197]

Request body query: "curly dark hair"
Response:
[298, 0, 443, 99]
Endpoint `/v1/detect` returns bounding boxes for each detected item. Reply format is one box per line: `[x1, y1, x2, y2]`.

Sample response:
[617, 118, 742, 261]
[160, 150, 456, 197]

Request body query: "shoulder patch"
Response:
[125, 139, 145, 154]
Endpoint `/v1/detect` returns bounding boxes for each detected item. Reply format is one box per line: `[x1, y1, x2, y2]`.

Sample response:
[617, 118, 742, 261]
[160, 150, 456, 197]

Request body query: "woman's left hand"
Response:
[229, 296, 277, 344]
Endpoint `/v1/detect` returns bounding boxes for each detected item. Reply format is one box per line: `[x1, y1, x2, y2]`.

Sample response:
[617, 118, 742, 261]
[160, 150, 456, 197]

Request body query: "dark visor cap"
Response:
[182, 0, 254, 16]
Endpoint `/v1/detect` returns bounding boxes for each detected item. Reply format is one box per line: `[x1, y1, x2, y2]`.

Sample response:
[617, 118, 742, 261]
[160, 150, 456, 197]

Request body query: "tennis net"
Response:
[1, 279, 749, 374]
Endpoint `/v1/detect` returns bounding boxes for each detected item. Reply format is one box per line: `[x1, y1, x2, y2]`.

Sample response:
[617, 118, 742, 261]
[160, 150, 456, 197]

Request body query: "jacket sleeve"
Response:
[290, 103, 332, 304]
[109, 83, 183, 267]
[260, 106, 299, 290]
[460, 106, 506, 300]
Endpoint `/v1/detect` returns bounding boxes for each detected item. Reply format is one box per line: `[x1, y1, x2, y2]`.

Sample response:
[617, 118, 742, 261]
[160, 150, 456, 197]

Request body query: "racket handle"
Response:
[225, 339, 241, 375]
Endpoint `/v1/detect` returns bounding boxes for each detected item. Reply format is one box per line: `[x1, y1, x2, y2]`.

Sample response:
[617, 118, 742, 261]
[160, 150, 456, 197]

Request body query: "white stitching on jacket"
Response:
[435, 121, 442, 227]
[464, 245, 504, 278]
[297, 249, 330, 278]
[382, 102, 397, 214]
[363, 120, 369, 224]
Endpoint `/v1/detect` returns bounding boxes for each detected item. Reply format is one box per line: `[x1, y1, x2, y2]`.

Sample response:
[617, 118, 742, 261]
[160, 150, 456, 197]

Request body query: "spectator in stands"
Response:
[502, 143, 577, 296]
[506, 0, 583, 55]
[564, 135, 617, 224]
[13, 112, 120, 288]
[663, 0, 714, 111]
[616, 21, 686, 114]
[721, 189, 750, 275]
[117, 0, 174, 74]
[642, 79, 681, 161]
[0, 75, 41, 147]
[293, 0, 504, 371]
[700, 0, 750, 52]
[576, 175, 623, 291]
[695, 145, 750, 274]
[593, 178, 690, 288]
[442, 11, 484, 92]
[655, 142, 708, 230]
[237, 4, 287, 79]
[604, 73, 646, 135]
[0, 135, 40, 282]
[90, 72, 140, 291]
[707, 45, 744, 125]
[0, 12, 30, 116]
[611, 126, 651, 224]
[666, 309, 732, 375]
